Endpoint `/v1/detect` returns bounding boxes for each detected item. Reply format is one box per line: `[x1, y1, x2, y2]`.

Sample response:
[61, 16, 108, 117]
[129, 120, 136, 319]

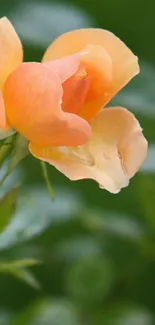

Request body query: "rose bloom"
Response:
[0, 17, 147, 193]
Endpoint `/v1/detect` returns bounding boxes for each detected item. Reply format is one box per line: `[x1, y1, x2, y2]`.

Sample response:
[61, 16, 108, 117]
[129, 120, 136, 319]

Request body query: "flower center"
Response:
[62, 67, 91, 115]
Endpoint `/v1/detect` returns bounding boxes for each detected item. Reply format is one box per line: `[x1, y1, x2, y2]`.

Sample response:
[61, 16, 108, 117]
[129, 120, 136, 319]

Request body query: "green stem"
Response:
[40, 161, 55, 200]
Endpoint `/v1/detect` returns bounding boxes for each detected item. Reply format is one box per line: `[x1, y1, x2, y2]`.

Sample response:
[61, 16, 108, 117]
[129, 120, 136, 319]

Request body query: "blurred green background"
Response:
[0, 0, 155, 324]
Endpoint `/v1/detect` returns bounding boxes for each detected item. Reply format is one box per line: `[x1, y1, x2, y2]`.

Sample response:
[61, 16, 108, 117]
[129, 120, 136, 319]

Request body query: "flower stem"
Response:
[40, 161, 55, 200]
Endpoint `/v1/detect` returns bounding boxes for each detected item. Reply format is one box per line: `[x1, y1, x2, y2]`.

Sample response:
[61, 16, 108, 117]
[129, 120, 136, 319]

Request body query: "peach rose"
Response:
[0, 17, 147, 193]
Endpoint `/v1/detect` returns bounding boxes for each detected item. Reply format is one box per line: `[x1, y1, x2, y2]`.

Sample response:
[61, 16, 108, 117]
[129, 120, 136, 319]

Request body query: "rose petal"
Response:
[79, 44, 113, 120]
[80, 44, 112, 96]
[43, 53, 80, 83]
[42, 29, 139, 121]
[0, 17, 23, 89]
[61, 45, 113, 117]
[0, 90, 6, 129]
[3, 62, 91, 146]
[0, 88, 11, 131]
[62, 67, 91, 114]
[29, 107, 147, 193]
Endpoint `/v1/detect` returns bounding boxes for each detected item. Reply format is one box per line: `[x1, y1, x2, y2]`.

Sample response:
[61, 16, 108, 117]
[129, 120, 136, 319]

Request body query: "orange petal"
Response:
[0, 17, 23, 89]
[3, 62, 91, 146]
[62, 45, 112, 116]
[80, 44, 112, 99]
[62, 67, 91, 114]
[0, 90, 6, 129]
[0, 89, 11, 131]
[43, 29, 139, 121]
[43, 53, 80, 83]
[29, 107, 147, 193]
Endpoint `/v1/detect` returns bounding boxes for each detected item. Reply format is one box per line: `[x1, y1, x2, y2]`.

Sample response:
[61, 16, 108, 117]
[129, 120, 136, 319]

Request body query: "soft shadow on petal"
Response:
[0, 17, 23, 89]
[79, 44, 113, 120]
[62, 67, 91, 114]
[119, 127, 148, 178]
[62, 45, 113, 117]
[3, 62, 91, 146]
[43, 28, 139, 122]
[43, 53, 80, 83]
[0, 91, 7, 129]
[80, 44, 112, 95]
[29, 107, 147, 193]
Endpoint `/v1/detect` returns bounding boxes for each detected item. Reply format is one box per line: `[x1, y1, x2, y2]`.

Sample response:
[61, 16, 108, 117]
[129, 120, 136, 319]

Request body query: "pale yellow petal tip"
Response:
[134, 55, 140, 75]
[0, 16, 23, 50]
[0, 16, 8, 23]
[0, 16, 23, 89]
[0, 16, 14, 28]
[120, 128, 148, 181]
[99, 177, 129, 194]
[99, 131, 147, 194]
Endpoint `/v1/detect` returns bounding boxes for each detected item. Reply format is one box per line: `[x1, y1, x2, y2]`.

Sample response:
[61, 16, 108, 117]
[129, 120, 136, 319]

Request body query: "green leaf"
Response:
[8, 135, 29, 171]
[0, 134, 16, 168]
[0, 258, 41, 269]
[0, 135, 29, 185]
[10, 268, 40, 290]
[0, 128, 15, 141]
[0, 187, 83, 250]
[0, 259, 41, 290]
[0, 188, 18, 233]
